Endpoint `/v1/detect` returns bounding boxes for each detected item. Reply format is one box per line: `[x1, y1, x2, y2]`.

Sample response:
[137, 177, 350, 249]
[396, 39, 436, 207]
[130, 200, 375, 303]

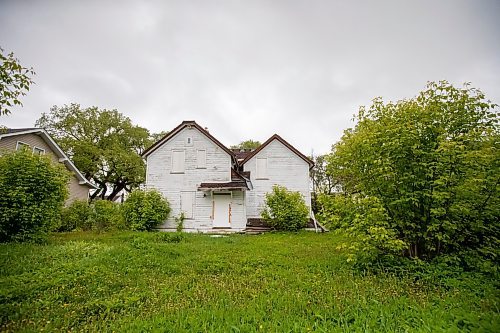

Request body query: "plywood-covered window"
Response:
[171, 150, 185, 173]
[197, 149, 206, 168]
[256, 157, 268, 179]
[181, 191, 195, 219]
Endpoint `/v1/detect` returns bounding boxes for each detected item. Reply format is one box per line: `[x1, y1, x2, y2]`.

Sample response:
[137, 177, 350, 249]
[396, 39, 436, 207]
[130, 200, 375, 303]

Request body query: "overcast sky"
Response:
[1, 0, 499, 154]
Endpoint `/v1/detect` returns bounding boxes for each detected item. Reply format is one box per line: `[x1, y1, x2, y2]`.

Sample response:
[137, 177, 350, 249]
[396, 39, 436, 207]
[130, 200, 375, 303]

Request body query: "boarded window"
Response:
[172, 150, 185, 173]
[197, 149, 206, 168]
[256, 158, 267, 179]
[181, 191, 195, 219]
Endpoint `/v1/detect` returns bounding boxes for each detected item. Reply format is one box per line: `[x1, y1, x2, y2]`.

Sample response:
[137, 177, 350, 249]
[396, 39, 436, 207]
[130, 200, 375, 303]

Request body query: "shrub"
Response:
[59, 200, 125, 232]
[319, 194, 406, 264]
[327, 81, 499, 261]
[0, 150, 69, 242]
[93, 200, 125, 231]
[261, 185, 309, 231]
[59, 200, 94, 231]
[122, 189, 170, 231]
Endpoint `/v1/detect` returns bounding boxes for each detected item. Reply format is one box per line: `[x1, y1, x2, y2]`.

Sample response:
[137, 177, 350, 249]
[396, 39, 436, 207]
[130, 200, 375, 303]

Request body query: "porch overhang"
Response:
[198, 181, 248, 191]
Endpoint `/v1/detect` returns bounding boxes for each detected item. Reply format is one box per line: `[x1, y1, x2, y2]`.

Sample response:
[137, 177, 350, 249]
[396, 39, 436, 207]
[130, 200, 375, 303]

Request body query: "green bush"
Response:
[327, 81, 499, 261]
[93, 200, 125, 231]
[318, 194, 406, 264]
[261, 185, 309, 231]
[122, 189, 170, 231]
[59, 200, 125, 232]
[59, 200, 94, 231]
[0, 150, 69, 242]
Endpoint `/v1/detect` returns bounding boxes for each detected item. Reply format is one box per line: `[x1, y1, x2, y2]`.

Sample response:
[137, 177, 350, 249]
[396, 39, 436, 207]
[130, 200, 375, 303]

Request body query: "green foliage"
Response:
[59, 200, 125, 232]
[261, 185, 309, 231]
[122, 189, 171, 231]
[0, 231, 497, 331]
[230, 139, 261, 150]
[175, 212, 185, 232]
[327, 81, 499, 261]
[311, 154, 339, 195]
[0, 150, 69, 242]
[0, 47, 35, 115]
[154, 231, 184, 243]
[318, 194, 406, 263]
[59, 200, 94, 231]
[92, 200, 125, 231]
[35, 104, 156, 201]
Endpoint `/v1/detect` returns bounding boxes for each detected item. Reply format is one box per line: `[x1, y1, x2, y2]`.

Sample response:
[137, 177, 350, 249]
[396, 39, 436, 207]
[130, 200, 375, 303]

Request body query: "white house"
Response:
[142, 121, 316, 233]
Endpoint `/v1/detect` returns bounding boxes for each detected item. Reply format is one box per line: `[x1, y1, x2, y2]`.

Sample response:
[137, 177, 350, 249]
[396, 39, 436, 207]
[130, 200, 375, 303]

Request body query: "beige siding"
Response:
[67, 175, 90, 203]
[0, 132, 90, 204]
[0, 133, 58, 162]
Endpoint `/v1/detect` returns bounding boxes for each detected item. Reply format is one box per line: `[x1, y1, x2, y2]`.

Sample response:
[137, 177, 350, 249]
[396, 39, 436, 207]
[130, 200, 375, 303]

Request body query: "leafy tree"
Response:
[36, 104, 154, 201]
[311, 154, 339, 195]
[326, 81, 499, 261]
[261, 185, 309, 231]
[231, 139, 261, 150]
[148, 131, 169, 149]
[0, 150, 69, 242]
[0, 47, 35, 115]
[122, 189, 171, 231]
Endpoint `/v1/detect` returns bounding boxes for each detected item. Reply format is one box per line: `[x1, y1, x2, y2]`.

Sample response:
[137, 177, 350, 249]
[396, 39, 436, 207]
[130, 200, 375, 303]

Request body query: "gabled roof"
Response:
[0, 128, 97, 189]
[142, 120, 235, 159]
[239, 134, 314, 169]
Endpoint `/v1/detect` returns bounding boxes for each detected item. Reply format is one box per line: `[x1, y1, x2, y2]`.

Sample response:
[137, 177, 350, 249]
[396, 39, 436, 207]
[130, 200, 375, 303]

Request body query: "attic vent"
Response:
[187, 137, 192, 145]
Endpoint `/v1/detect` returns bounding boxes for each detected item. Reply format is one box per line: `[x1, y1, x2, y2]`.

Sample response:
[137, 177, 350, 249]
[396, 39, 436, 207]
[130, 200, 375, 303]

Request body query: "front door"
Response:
[213, 193, 231, 228]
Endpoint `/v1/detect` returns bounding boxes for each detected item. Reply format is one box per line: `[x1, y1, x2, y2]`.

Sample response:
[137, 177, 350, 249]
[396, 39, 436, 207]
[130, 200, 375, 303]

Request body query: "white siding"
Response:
[145, 126, 242, 232]
[244, 139, 311, 218]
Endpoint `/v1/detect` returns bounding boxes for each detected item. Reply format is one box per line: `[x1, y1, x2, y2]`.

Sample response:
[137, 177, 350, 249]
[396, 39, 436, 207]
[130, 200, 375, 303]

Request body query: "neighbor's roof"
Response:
[0, 128, 98, 189]
[239, 134, 314, 169]
[142, 120, 235, 159]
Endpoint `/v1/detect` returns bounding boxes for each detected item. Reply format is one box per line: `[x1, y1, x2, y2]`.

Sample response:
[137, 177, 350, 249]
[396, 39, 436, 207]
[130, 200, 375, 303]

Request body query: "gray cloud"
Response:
[1, 0, 499, 153]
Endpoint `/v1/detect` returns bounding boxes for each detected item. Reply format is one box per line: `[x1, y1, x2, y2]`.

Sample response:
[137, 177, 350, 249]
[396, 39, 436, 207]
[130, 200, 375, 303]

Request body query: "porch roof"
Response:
[198, 181, 248, 191]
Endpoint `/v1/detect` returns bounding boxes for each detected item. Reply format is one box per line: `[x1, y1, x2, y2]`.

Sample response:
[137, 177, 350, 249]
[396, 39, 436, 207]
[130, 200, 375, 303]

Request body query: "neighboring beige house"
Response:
[143, 120, 322, 233]
[0, 128, 97, 203]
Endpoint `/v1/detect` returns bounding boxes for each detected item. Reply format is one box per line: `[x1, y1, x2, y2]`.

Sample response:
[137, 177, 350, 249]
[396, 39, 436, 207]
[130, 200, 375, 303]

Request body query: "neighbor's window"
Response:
[33, 146, 45, 155]
[171, 150, 185, 173]
[256, 157, 268, 179]
[16, 141, 30, 151]
[197, 149, 206, 168]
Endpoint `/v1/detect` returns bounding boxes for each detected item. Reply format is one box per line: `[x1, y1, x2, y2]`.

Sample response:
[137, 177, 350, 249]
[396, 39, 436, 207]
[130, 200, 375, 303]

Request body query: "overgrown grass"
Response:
[0, 231, 498, 332]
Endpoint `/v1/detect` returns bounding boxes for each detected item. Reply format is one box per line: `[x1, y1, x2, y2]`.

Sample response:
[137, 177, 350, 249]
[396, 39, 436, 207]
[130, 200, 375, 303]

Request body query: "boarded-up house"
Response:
[0, 128, 97, 203]
[142, 121, 316, 233]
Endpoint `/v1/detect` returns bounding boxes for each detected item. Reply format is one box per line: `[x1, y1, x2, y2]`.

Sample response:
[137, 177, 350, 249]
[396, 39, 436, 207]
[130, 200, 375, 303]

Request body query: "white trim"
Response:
[16, 141, 30, 151]
[33, 146, 45, 155]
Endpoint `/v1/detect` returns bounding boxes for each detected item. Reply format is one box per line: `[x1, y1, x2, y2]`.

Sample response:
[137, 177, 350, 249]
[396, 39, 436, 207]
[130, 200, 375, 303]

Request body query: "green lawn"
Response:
[0, 231, 498, 332]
